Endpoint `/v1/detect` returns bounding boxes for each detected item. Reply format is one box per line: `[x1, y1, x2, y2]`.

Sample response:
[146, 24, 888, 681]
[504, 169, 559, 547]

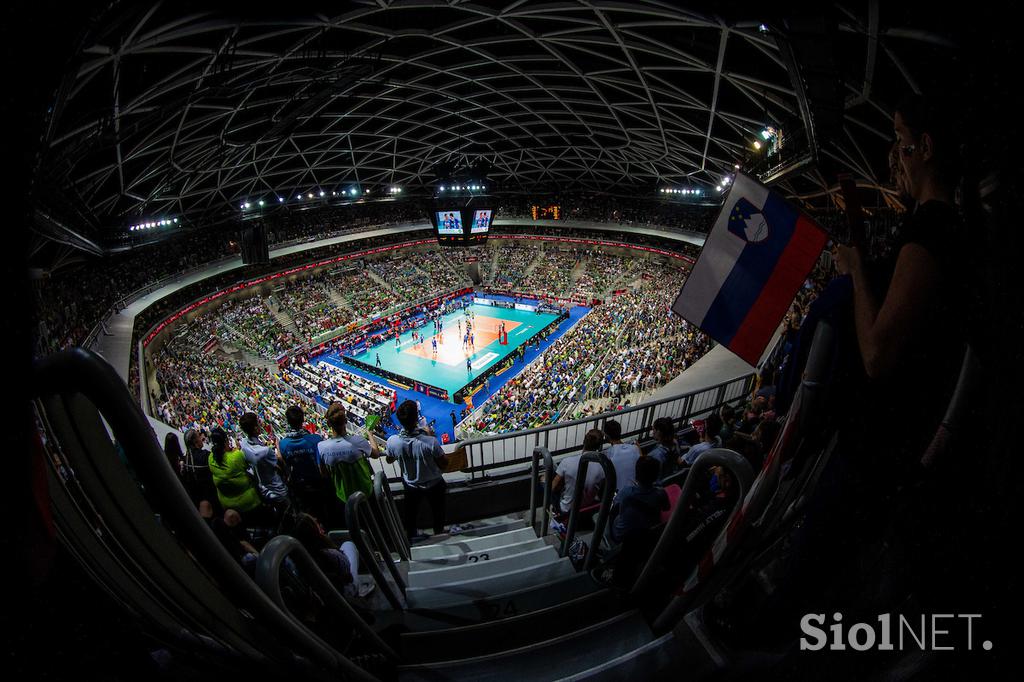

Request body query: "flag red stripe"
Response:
[729, 216, 827, 364]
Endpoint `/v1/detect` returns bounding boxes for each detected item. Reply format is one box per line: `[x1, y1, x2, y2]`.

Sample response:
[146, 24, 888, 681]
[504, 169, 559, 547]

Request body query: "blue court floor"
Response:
[312, 296, 592, 443]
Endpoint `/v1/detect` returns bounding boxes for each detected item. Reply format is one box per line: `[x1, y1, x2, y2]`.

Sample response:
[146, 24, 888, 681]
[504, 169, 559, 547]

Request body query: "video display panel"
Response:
[436, 211, 463, 235]
[471, 209, 492, 233]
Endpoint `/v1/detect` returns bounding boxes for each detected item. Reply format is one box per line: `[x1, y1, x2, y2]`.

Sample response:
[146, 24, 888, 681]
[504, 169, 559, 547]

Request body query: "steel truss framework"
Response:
[36, 1, 955, 235]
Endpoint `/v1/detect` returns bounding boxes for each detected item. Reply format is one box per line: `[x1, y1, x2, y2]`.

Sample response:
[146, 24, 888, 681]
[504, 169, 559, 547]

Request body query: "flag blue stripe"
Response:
[699, 192, 799, 345]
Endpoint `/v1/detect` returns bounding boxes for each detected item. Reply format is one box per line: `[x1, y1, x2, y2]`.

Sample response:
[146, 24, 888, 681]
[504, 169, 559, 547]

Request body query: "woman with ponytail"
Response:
[208, 427, 262, 514]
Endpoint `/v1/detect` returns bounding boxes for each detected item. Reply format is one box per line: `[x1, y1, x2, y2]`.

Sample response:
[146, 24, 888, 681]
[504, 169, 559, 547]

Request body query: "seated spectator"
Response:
[182, 428, 219, 512]
[239, 412, 289, 511]
[608, 455, 669, 546]
[680, 413, 723, 467]
[207, 427, 263, 516]
[604, 419, 641, 492]
[317, 402, 383, 516]
[199, 501, 260, 574]
[278, 405, 331, 524]
[727, 419, 782, 473]
[387, 400, 448, 541]
[647, 417, 681, 480]
[551, 429, 606, 517]
[718, 405, 738, 444]
[287, 512, 374, 598]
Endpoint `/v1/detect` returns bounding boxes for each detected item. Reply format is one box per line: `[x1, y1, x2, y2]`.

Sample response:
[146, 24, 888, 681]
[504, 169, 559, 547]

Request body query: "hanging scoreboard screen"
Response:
[436, 210, 463, 235]
[471, 209, 492, 234]
[431, 205, 494, 245]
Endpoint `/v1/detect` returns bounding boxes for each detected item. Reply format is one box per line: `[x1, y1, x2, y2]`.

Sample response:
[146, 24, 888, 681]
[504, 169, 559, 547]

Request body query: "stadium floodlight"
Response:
[734, 163, 740, 170]
[753, 140, 762, 150]
[716, 185, 723, 192]
[439, 186, 445, 191]
[759, 23, 769, 32]
[319, 190, 325, 197]
[307, 193, 313, 199]
[760, 129, 772, 140]
[350, 188, 358, 196]
[174, 218, 179, 223]
[278, 197, 284, 203]
[258, 200, 265, 206]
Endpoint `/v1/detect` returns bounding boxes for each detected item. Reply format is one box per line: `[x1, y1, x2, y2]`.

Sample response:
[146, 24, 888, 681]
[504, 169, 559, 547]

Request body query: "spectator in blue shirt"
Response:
[278, 405, 331, 525]
[680, 413, 723, 467]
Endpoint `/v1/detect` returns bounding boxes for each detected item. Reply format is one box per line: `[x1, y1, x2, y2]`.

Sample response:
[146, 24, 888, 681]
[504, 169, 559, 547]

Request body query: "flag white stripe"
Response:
[672, 174, 770, 325]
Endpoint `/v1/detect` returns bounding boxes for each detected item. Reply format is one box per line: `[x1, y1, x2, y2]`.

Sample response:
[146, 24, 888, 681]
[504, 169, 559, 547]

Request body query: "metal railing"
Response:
[33, 348, 360, 678]
[345, 492, 406, 610]
[559, 452, 616, 572]
[255, 535, 398, 675]
[444, 373, 754, 482]
[373, 471, 410, 561]
[630, 448, 754, 613]
[528, 447, 555, 537]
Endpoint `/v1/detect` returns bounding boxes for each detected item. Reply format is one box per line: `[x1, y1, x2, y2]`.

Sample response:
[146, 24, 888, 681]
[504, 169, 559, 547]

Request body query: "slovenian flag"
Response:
[672, 173, 827, 366]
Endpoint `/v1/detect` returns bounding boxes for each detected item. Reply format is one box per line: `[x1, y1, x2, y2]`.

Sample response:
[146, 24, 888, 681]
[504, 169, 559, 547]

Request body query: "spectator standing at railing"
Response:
[278, 405, 331, 525]
[388, 400, 449, 542]
[206, 427, 262, 517]
[239, 412, 289, 513]
[317, 402, 383, 519]
[603, 419, 641, 492]
[182, 428, 220, 513]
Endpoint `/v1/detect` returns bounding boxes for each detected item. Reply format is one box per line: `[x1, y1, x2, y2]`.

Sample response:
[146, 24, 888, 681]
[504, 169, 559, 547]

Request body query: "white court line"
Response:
[470, 352, 499, 370]
[513, 324, 533, 336]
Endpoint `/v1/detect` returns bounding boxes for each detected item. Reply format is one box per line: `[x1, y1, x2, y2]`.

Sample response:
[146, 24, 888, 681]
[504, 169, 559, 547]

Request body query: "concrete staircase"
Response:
[328, 289, 356, 315]
[386, 513, 679, 680]
[366, 267, 398, 294]
[264, 297, 298, 335]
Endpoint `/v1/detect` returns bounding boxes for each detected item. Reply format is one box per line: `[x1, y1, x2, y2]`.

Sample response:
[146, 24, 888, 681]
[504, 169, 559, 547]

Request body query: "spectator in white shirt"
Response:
[551, 429, 607, 517]
[239, 412, 289, 507]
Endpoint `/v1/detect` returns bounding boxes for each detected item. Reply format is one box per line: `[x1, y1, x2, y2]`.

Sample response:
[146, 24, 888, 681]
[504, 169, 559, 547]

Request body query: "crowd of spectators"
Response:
[466, 261, 704, 434]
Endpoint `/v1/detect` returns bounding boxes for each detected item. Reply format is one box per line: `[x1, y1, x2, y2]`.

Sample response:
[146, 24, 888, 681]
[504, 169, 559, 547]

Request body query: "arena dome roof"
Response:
[33, 1, 963, 236]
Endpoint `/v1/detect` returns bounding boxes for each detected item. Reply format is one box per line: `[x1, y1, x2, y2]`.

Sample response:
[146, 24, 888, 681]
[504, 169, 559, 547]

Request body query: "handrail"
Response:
[373, 471, 410, 560]
[560, 451, 617, 573]
[454, 373, 755, 479]
[631, 448, 754, 599]
[345, 492, 405, 610]
[255, 535, 398, 667]
[528, 447, 555, 537]
[32, 347, 357, 676]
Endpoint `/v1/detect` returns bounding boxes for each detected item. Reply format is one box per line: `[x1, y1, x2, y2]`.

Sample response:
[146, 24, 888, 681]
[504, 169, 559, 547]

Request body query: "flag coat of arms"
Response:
[672, 173, 828, 365]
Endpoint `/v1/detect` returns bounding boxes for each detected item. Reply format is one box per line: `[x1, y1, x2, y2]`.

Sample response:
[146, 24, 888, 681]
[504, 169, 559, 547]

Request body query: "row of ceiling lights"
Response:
[240, 186, 402, 210]
[129, 217, 179, 231]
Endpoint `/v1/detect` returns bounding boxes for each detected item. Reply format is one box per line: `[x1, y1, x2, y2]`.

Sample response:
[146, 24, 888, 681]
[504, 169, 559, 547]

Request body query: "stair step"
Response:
[408, 545, 560, 587]
[411, 527, 536, 560]
[396, 571, 600, 631]
[408, 537, 549, 570]
[561, 632, 682, 682]
[397, 611, 652, 682]
[400, 589, 622, 663]
[405, 558, 575, 609]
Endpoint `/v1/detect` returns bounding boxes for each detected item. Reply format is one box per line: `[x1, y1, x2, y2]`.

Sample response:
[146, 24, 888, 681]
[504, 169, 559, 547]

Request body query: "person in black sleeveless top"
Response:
[835, 95, 970, 475]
